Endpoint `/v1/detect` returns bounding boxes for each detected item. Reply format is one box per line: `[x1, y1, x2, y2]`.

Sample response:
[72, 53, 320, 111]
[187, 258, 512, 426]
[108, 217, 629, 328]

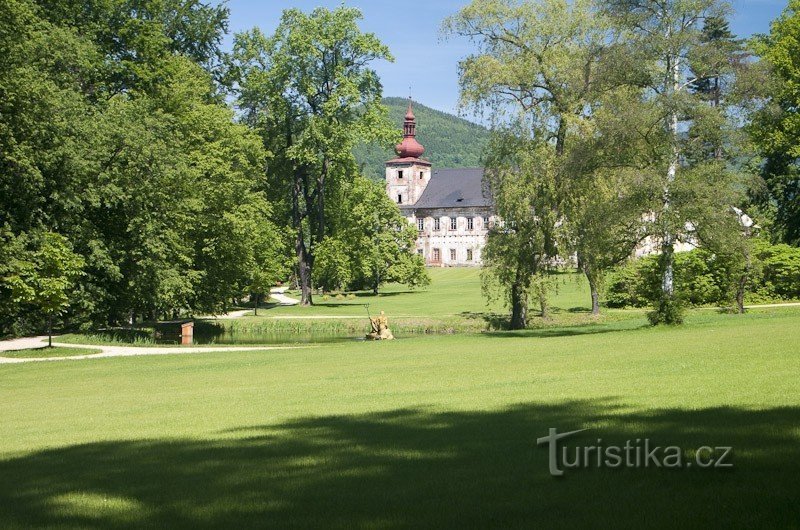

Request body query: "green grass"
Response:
[264, 268, 592, 317]
[58, 270, 601, 346]
[1, 346, 101, 358]
[1, 308, 799, 527]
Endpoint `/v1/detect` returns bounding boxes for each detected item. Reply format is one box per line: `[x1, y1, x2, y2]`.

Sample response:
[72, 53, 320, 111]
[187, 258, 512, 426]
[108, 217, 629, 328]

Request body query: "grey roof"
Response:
[405, 168, 491, 210]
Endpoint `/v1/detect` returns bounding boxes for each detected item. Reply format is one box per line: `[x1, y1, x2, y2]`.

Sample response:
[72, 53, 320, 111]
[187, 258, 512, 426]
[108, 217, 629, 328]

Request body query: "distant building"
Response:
[385, 100, 493, 266]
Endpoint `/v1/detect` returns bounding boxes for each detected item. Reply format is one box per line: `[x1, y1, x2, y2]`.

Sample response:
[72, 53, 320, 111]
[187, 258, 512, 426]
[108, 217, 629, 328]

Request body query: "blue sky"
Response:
[221, 1, 787, 116]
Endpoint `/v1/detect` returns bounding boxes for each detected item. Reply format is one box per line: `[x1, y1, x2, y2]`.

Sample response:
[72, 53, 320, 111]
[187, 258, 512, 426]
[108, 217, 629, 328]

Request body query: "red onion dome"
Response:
[396, 98, 425, 158]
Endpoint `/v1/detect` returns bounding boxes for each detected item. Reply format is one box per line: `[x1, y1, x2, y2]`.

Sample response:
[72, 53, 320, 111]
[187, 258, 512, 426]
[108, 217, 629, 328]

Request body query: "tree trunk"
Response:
[253, 293, 258, 316]
[660, 239, 675, 297]
[296, 243, 313, 306]
[510, 270, 528, 330]
[539, 291, 549, 319]
[661, 54, 680, 302]
[48, 314, 53, 348]
[587, 273, 600, 316]
[581, 260, 601, 316]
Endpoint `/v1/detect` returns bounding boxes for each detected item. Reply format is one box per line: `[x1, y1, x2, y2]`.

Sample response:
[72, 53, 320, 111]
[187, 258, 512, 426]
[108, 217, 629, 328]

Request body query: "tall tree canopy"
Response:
[229, 6, 403, 305]
[446, 0, 645, 326]
[0, 0, 283, 336]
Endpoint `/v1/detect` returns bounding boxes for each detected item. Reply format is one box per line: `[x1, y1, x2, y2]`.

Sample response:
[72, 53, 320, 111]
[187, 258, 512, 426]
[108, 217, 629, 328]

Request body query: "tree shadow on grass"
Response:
[482, 321, 650, 339]
[0, 401, 798, 528]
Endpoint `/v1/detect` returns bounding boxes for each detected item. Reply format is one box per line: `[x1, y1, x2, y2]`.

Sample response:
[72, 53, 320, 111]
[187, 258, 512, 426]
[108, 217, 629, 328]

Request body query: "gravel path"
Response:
[269, 287, 300, 306]
[0, 336, 301, 364]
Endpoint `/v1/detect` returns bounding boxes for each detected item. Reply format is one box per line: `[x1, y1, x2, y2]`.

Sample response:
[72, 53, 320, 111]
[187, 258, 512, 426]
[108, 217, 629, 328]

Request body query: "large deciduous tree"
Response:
[604, 0, 746, 324]
[0, 0, 283, 335]
[446, 0, 637, 326]
[230, 7, 396, 305]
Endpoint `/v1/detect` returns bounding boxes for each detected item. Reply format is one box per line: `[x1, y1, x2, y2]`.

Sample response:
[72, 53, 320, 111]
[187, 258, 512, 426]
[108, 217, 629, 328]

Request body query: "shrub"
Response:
[605, 246, 791, 308]
[647, 297, 685, 325]
[754, 242, 800, 300]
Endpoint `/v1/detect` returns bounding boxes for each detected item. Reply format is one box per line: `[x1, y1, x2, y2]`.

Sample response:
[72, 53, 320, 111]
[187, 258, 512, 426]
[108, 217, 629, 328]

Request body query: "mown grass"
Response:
[1, 307, 799, 527]
[263, 268, 592, 317]
[58, 270, 600, 345]
[0, 346, 102, 358]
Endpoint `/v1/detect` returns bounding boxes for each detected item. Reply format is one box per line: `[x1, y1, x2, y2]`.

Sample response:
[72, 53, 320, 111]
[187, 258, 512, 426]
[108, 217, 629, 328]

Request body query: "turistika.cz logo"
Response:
[536, 428, 733, 477]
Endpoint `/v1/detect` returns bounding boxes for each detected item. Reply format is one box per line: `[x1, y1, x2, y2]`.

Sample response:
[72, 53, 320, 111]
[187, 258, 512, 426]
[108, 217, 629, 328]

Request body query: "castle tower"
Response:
[385, 99, 431, 206]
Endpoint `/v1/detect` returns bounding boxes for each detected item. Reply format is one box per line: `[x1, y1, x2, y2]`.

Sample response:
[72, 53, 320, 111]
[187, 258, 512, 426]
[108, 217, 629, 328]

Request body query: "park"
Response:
[2, 0, 800, 528]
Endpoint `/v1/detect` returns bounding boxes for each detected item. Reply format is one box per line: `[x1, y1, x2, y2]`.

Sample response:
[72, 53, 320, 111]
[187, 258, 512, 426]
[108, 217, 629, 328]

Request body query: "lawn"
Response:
[2, 308, 799, 527]
[57, 269, 603, 345]
[263, 268, 592, 317]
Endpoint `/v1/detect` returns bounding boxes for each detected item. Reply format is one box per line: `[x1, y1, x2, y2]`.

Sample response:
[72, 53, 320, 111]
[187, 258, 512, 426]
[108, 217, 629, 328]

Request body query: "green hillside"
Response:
[354, 97, 490, 180]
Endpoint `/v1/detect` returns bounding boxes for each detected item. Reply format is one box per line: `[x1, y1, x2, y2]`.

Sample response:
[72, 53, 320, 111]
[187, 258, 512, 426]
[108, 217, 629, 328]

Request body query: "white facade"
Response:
[385, 100, 494, 266]
[404, 212, 496, 266]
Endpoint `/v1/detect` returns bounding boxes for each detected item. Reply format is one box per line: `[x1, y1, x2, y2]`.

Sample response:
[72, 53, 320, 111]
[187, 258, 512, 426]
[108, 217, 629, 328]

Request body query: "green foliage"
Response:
[352, 97, 490, 180]
[754, 240, 800, 300]
[325, 176, 429, 292]
[0, 0, 284, 335]
[313, 238, 353, 292]
[647, 297, 685, 325]
[4, 231, 83, 312]
[607, 243, 800, 309]
[2, 231, 84, 341]
[229, 6, 396, 305]
[750, 0, 800, 245]
[447, 0, 617, 327]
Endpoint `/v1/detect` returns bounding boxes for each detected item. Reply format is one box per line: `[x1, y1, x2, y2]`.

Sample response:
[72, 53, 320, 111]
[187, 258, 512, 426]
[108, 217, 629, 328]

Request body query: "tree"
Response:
[445, 0, 624, 327]
[0, 0, 285, 333]
[230, 7, 396, 305]
[480, 131, 560, 329]
[604, 0, 745, 324]
[750, 0, 800, 245]
[5, 232, 84, 346]
[323, 175, 429, 294]
[564, 87, 657, 315]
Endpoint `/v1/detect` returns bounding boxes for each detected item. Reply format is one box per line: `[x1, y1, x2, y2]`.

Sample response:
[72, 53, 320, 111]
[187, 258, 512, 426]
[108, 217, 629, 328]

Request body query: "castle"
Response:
[385, 100, 494, 266]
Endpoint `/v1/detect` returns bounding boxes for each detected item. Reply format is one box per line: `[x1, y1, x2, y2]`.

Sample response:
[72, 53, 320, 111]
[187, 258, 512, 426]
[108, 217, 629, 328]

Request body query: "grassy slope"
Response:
[2, 308, 799, 527]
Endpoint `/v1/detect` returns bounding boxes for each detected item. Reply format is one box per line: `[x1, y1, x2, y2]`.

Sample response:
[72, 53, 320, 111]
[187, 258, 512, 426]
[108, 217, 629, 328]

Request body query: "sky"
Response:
[221, 0, 788, 117]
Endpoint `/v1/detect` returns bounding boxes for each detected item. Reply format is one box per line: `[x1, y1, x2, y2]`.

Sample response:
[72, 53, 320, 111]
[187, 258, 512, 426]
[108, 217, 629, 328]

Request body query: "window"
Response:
[483, 216, 490, 228]
[449, 248, 456, 261]
[397, 194, 402, 204]
[434, 218, 441, 231]
[467, 249, 473, 261]
[467, 217, 474, 230]
[419, 171, 424, 179]
[450, 217, 457, 230]
[417, 249, 423, 256]
[398, 170, 404, 179]
[417, 218, 424, 231]
[433, 248, 440, 261]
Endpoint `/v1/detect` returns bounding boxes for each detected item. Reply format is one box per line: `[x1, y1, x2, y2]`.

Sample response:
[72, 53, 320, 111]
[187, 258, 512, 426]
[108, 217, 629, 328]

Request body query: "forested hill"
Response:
[353, 97, 490, 180]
